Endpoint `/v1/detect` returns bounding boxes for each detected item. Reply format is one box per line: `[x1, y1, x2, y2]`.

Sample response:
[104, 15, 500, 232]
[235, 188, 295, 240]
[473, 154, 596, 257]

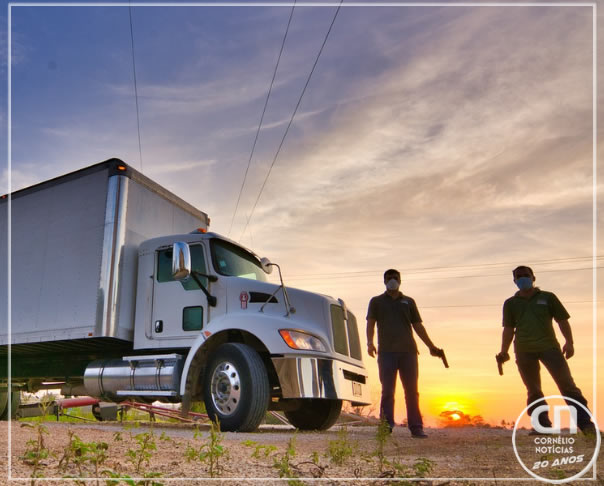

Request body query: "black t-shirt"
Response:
[367, 292, 421, 353]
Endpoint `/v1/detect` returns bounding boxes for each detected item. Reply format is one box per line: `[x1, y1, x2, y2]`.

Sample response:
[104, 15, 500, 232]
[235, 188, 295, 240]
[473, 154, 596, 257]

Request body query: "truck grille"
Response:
[330, 305, 362, 360]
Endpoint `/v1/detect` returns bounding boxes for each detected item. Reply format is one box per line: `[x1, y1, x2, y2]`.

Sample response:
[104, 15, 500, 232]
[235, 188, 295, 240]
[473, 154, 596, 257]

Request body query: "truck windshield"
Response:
[210, 239, 267, 281]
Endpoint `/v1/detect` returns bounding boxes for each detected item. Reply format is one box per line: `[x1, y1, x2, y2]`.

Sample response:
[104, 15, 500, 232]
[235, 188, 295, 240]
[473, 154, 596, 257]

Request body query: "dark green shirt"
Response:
[367, 292, 421, 353]
[502, 289, 570, 353]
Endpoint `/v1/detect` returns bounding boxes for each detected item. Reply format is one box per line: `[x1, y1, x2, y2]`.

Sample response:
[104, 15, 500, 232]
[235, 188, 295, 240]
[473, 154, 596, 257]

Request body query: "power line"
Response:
[420, 300, 598, 310]
[286, 265, 604, 283]
[128, 2, 144, 172]
[238, 0, 344, 242]
[283, 255, 604, 279]
[228, 1, 297, 237]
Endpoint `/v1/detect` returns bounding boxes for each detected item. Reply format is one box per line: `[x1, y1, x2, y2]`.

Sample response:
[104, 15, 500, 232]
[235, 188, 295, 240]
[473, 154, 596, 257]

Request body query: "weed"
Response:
[111, 431, 163, 486]
[413, 457, 435, 477]
[19, 422, 50, 485]
[326, 426, 356, 466]
[272, 433, 304, 486]
[551, 469, 568, 480]
[379, 456, 436, 484]
[185, 421, 227, 478]
[57, 432, 110, 486]
[243, 439, 277, 459]
[104, 470, 164, 486]
[127, 432, 158, 474]
[374, 419, 391, 473]
[113, 431, 123, 442]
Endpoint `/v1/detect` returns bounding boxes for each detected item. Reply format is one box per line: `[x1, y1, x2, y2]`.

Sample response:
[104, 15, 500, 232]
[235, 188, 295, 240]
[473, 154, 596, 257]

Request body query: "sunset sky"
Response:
[1, 2, 602, 428]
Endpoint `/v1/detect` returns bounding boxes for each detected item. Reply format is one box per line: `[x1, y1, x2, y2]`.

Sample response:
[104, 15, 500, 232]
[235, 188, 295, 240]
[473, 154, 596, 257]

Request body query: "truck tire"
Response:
[0, 391, 21, 420]
[203, 343, 269, 432]
[285, 399, 342, 430]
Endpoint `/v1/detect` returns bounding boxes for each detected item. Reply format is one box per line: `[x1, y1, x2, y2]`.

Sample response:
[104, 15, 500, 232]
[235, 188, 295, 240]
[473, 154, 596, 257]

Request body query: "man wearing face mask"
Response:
[497, 265, 596, 435]
[366, 269, 443, 438]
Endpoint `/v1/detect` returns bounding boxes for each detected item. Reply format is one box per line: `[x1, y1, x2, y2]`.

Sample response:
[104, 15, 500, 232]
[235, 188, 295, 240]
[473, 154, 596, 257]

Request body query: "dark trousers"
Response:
[377, 351, 423, 431]
[515, 348, 592, 429]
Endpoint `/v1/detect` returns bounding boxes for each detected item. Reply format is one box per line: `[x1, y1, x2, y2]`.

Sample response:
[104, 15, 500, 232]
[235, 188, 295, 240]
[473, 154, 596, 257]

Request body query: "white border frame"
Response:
[6, 1, 598, 483]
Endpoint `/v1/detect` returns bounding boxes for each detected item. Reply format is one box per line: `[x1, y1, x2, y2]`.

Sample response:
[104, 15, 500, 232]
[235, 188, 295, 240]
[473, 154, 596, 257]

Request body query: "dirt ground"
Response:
[1, 421, 602, 485]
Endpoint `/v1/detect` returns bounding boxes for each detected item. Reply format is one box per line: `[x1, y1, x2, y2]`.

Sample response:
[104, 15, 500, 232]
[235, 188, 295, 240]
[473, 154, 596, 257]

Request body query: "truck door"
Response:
[152, 244, 209, 342]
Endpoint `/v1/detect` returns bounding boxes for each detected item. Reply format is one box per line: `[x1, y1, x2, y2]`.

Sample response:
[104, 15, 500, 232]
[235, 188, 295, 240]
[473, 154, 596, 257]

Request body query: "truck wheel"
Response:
[203, 343, 269, 432]
[285, 399, 342, 430]
[0, 391, 21, 420]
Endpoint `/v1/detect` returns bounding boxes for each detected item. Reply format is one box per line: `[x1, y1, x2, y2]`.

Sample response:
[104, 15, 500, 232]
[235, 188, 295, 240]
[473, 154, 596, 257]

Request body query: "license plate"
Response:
[352, 382, 362, 397]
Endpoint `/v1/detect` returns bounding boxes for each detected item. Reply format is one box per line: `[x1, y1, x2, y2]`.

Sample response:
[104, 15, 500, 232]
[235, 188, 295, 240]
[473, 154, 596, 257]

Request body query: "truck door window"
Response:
[157, 245, 208, 290]
[183, 306, 203, 331]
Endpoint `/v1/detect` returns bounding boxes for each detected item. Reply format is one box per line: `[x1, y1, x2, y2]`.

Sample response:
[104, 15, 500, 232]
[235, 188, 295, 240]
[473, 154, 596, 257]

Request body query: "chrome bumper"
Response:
[271, 356, 371, 405]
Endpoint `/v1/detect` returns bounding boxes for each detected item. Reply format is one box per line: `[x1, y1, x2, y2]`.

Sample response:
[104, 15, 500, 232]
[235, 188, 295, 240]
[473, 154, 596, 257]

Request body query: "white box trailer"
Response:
[1, 159, 370, 431]
[1, 159, 208, 348]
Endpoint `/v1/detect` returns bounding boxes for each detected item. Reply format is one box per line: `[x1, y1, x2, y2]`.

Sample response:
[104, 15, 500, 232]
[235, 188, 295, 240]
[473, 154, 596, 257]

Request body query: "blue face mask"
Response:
[515, 276, 533, 291]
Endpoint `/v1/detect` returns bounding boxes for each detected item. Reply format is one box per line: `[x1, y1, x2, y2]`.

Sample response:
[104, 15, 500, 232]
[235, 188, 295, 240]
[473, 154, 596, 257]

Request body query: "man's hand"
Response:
[562, 341, 574, 359]
[495, 352, 510, 376]
[430, 346, 449, 368]
[367, 343, 376, 358]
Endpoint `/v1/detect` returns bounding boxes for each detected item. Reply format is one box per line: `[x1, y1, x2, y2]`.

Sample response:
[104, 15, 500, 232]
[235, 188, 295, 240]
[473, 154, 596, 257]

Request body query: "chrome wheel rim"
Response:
[210, 361, 241, 416]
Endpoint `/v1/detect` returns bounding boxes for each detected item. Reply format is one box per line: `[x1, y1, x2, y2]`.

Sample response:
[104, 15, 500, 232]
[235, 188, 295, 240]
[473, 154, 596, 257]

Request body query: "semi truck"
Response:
[0, 159, 370, 431]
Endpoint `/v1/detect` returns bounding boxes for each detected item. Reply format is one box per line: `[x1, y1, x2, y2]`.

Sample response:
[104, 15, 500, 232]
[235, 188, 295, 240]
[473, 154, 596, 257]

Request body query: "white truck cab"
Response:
[1, 159, 370, 431]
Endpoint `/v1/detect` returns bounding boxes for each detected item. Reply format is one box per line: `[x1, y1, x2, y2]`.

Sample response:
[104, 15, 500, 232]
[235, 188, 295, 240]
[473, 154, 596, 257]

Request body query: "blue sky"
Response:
[2, 1, 602, 425]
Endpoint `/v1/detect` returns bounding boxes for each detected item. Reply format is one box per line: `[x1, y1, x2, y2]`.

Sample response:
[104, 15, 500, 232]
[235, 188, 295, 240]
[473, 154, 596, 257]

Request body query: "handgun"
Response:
[496, 352, 510, 376]
[432, 348, 449, 368]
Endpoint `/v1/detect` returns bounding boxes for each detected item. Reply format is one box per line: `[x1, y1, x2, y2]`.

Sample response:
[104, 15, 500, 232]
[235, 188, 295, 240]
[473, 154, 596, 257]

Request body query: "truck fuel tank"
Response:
[84, 354, 183, 402]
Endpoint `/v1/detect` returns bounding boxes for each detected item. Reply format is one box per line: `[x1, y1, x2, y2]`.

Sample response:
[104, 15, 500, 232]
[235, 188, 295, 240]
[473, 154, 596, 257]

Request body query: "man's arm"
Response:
[411, 321, 438, 353]
[556, 319, 574, 359]
[366, 318, 377, 357]
[496, 327, 514, 375]
[500, 326, 514, 354]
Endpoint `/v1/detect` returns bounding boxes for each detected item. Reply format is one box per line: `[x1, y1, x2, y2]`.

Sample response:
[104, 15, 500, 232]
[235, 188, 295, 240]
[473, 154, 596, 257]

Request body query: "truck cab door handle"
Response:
[154, 320, 163, 333]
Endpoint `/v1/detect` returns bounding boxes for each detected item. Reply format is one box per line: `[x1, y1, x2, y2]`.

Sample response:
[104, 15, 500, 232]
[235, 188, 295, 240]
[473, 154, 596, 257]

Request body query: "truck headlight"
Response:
[279, 330, 326, 352]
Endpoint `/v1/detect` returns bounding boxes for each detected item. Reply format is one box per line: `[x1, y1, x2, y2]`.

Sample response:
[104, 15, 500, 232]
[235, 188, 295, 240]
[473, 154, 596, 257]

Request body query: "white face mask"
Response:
[386, 278, 399, 291]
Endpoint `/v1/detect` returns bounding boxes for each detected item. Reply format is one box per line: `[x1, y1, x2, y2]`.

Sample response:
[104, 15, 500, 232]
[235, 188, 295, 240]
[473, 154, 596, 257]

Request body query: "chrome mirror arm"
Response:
[259, 262, 295, 317]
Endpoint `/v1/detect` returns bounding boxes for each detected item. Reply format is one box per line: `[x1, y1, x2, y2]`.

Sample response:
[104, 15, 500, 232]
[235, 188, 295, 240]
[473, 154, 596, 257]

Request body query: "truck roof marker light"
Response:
[117, 165, 127, 171]
[197, 227, 207, 234]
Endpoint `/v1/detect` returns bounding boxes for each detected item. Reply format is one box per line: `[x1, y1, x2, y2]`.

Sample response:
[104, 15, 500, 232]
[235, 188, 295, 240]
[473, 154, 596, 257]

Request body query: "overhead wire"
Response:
[284, 255, 604, 280]
[287, 265, 604, 283]
[228, 2, 297, 238]
[238, 0, 344, 242]
[128, 2, 144, 172]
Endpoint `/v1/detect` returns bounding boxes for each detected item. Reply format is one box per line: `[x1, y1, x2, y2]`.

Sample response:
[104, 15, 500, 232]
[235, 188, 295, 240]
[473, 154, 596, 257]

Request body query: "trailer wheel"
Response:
[203, 343, 269, 432]
[0, 391, 21, 420]
[91, 403, 104, 421]
[284, 399, 342, 430]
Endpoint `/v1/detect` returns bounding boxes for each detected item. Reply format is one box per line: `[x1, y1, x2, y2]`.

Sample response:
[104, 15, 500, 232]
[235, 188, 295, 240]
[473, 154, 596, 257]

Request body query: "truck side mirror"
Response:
[260, 257, 273, 274]
[172, 242, 191, 280]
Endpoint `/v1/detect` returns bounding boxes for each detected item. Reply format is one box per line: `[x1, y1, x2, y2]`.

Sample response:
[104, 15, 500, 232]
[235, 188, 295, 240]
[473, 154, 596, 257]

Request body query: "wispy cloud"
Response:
[233, 7, 593, 271]
[147, 159, 216, 175]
